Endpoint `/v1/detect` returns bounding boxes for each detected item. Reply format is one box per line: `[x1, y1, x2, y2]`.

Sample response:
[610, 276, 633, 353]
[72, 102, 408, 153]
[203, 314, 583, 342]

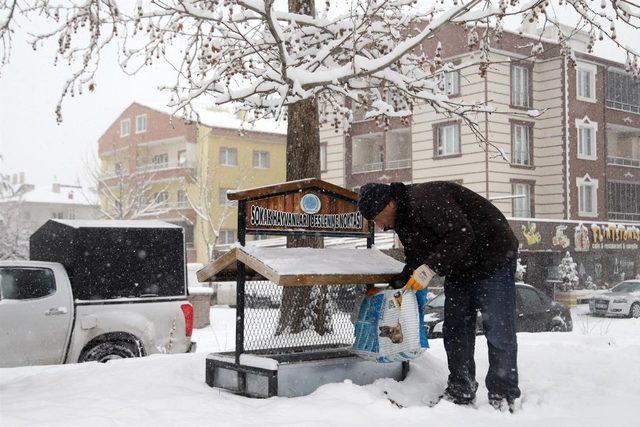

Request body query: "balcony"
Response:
[608, 212, 640, 222]
[385, 158, 412, 170]
[606, 71, 640, 114]
[352, 159, 411, 174]
[607, 156, 640, 168]
[352, 162, 383, 174]
[136, 161, 196, 173]
[100, 170, 129, 180]
[606, 125, 640, 169]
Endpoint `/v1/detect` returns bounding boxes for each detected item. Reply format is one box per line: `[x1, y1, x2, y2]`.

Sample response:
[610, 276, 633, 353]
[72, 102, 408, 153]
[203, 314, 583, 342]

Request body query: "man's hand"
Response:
[403, 264, 436, 291]
[389, 264, 413, 289]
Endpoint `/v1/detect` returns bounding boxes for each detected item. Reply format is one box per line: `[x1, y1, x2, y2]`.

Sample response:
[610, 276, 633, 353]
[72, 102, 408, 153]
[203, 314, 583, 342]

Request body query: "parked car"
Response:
[589, 280, 640, 318]
[0, 220, 196, 368]
[425, 283, 573, 338]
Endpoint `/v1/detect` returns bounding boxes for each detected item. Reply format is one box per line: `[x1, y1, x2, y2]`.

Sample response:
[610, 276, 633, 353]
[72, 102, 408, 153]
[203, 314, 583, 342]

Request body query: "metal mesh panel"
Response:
[243, 281, 367, 355]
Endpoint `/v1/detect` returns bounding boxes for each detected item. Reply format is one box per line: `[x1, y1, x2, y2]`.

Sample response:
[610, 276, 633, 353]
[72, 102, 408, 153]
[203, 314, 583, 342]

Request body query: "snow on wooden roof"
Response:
[53, 219, 181, 229]
[197, 246, 404, 286]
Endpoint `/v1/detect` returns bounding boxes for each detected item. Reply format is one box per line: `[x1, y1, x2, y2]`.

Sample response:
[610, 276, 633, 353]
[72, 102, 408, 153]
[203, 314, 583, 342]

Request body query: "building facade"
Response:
[98, 102, 285, 263]
[320, 25, 640, 288]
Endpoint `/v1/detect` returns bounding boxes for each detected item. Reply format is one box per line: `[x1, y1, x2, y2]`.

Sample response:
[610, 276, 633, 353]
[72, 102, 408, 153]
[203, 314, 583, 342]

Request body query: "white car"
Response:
[589, 280, 640, 318]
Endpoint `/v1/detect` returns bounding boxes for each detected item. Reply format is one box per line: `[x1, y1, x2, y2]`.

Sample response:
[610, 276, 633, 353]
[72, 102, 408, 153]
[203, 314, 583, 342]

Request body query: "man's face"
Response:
[372, 200, 397, 231]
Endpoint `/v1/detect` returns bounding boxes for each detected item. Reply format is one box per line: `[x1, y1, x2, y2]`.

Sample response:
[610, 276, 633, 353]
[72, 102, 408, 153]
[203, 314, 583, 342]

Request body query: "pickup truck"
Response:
[0, 219, 196, 368]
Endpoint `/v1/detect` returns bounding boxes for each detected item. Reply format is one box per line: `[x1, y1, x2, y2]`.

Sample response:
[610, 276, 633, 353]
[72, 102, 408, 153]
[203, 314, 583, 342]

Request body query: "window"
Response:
[352, 133, 384, 173]
[607, 128, 640, 166]
[152, 153, 169, 167]
[606, 70, 640, 113]
[386, 128, 411, 169]
[512, 182, 532, 218]
[577, 175, 598, 217]
[220, 147, 238, 166]
[253, 150, 270, 168]
[253, 234, 269, 241]
[52, 212, 64, 219]
[219, 188, 237, 207]
[320, 143, 328, 172]
[218, 229, 236, 244]
[576, 63, 596, 102]
[511, 64, 531, 108]
[512, 122, 532, 166]
[575, 118, 598, 160]
[67, 209, 76, 220]
[445, 71, 460, 96]
[120, 119, 131, 137]
[135, 114, 147, 133]
[435, 123, 460, 157]
[155, 190, 169, 205]
[177, 190, 188, 205]
[0, 268, 56, 300]
[608, 181, 640, 222]
[178, 150, 187, 165]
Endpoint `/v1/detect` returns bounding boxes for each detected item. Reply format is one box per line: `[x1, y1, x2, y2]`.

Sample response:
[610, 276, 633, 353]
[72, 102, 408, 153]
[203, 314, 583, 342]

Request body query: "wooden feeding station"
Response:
[197, 179, 409, 398]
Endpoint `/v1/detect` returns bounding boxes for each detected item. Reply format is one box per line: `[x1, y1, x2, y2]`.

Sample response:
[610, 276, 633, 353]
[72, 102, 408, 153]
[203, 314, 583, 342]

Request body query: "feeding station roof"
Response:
[196, 246, 404, 285]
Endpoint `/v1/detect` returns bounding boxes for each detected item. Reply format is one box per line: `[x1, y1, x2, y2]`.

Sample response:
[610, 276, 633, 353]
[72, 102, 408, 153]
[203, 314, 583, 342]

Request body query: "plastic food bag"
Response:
[352, 288, 429, 363]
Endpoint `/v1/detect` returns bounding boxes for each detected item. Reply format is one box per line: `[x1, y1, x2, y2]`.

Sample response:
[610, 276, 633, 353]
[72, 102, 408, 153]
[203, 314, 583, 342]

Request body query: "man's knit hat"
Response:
[358, 183, 393, 220]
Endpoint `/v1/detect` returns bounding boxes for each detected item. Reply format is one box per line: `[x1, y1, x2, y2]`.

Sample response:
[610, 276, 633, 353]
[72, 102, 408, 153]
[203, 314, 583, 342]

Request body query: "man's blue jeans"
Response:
[443, 257, 521, 400]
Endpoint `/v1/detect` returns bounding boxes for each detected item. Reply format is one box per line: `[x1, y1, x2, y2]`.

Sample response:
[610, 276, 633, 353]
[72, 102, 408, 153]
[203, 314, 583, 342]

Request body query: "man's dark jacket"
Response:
[391, 181, 519, 282]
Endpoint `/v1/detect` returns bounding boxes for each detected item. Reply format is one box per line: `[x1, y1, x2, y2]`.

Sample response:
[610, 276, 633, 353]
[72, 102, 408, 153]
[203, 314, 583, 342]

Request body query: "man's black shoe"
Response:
[440, 389, 475, 406]
[488, 394, 516, 413]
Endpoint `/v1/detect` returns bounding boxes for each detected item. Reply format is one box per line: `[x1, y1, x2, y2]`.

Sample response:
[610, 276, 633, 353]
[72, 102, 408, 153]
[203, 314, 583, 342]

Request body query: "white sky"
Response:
[0, 1, 634, 188]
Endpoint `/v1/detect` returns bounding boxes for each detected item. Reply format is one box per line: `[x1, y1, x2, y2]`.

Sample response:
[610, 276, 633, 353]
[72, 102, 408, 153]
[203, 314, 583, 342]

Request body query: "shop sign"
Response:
[510, 219, 640, 253]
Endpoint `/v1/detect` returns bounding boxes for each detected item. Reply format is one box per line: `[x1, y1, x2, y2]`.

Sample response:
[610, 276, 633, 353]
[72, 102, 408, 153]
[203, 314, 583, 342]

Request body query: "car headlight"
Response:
[613, 298, 628, 303]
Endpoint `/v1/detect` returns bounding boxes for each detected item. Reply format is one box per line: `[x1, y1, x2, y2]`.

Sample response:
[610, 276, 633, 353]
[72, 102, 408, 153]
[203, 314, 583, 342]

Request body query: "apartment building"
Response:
[320, 25, 639, 288]
[193, 114, 286, 264]
[98, 102, 285, 263]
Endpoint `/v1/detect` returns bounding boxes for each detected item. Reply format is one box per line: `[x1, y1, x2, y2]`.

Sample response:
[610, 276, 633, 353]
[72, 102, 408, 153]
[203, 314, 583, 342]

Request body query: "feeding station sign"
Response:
[197, 179, 409, 398]
[232, 178, 369, 237]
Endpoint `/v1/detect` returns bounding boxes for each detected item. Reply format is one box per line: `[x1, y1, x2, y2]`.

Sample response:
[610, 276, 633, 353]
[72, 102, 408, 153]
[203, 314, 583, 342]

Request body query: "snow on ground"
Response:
[1, 305, 639, 427]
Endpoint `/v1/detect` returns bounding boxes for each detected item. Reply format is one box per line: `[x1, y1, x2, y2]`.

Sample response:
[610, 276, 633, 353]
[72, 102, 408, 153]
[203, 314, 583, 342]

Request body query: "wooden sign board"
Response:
[228, 179, 370, 236]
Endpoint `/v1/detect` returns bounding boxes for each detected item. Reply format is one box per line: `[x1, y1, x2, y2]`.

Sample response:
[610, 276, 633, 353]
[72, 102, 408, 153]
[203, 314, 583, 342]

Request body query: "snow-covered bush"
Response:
[557, 252, 579, 291]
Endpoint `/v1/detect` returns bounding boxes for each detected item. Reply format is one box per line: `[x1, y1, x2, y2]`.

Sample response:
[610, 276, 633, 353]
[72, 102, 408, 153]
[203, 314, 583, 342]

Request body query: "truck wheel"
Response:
[629, 303, 640, 319]
[79, 341, 140, 363]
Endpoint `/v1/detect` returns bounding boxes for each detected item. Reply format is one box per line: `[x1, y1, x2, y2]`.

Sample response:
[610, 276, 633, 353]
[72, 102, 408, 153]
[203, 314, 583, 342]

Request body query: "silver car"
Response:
[589, 280, 640, 318]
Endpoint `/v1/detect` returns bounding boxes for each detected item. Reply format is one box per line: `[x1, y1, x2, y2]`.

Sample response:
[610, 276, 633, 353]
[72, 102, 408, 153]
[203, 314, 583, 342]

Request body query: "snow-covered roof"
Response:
[135, 101, 286, 135]
[245, 246, 403, 276]
[4, 185, 98, 206]
[53, 219, 181, 229]
[197, 245, 404, 285]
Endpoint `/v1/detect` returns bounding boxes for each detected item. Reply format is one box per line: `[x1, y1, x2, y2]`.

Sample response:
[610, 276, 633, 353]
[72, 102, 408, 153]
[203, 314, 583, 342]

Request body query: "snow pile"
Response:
[1, 306, 639, 426]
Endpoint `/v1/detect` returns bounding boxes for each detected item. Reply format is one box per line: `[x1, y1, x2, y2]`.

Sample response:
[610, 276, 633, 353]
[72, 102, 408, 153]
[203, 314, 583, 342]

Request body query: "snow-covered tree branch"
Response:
[1, 0, 639, 143]
[179, 168, 240, 261]
[85, 152, 172, 220]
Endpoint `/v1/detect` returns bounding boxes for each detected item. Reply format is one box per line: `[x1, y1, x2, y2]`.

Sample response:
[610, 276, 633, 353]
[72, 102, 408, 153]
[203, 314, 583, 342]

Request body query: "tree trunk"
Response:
[275, 70, 333, 335]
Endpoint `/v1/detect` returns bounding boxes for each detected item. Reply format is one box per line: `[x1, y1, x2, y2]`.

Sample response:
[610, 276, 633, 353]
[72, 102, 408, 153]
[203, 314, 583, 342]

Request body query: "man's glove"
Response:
[389, 264, 413, 289]
[403, 264, 436, 291]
